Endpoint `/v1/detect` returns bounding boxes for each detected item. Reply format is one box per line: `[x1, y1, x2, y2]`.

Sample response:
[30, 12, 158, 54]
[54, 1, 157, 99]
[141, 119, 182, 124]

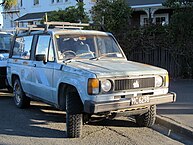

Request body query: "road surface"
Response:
[0, 90, 185, 145]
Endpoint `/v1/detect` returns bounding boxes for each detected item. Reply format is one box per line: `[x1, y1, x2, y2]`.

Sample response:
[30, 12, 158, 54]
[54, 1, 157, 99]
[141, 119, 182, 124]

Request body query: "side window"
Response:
[12, 36, 33, 59]
[35, 35, 51, 56]
[48, 40, 54, 62]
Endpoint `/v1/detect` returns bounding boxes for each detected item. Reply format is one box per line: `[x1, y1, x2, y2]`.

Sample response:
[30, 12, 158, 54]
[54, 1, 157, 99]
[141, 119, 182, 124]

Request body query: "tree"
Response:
[163, 0, 193, 8]
[164, 0, 193, 78]
[0, 0, 17, 10]
[90, 0, 132, 34]
[47, 2, 89, 23]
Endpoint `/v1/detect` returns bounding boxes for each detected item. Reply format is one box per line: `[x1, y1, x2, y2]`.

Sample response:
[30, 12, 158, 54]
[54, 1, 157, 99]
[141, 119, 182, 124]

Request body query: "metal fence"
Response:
[127, 48, 182, 79]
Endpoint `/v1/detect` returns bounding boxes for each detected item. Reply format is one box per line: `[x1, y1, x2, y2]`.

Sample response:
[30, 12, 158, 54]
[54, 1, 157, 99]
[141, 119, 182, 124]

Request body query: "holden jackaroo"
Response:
[7, 22, 176, 138]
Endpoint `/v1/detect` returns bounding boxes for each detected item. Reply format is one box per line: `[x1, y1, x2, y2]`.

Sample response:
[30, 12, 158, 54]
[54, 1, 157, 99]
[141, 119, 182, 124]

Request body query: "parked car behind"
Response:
[0, 31, 13, 91]
[7, 22, 176, 138]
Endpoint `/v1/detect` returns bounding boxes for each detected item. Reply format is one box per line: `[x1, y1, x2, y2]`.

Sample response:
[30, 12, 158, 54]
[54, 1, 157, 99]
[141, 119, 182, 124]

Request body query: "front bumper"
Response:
[84, 92, 176, 114]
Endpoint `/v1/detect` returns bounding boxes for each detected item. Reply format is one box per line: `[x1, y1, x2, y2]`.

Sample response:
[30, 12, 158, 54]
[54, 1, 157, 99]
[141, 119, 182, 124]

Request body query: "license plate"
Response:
[131, 96, 150, 105]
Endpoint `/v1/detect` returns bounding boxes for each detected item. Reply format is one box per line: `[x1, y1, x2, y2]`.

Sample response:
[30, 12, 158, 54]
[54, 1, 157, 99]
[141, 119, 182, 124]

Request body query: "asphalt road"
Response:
[157, 79, 193, 130]
[0, 90, 183, 145]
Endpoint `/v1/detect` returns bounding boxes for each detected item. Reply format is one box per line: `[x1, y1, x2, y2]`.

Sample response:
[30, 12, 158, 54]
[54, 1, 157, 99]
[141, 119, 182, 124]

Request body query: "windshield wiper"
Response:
[92, 52, 121, 60]
[63, 52, 94, 63]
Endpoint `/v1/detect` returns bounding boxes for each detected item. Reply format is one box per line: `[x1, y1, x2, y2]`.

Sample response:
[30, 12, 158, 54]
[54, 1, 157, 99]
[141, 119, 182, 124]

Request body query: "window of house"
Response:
[143, 18, 149, 26]
[155, 17, 166, 25]
[140, 13, 169, 26]
[28, 21, 33, 25]
[34, 0, 39, 5]
[20, 22, 24, 27]
[56, 0, 63, 3]
[154, 14, 169, 25]
[12, 36, 33, 59]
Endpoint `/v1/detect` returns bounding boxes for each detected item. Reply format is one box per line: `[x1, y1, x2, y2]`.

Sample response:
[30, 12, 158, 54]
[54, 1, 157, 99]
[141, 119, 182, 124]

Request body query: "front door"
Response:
[31, 34, 55, 103]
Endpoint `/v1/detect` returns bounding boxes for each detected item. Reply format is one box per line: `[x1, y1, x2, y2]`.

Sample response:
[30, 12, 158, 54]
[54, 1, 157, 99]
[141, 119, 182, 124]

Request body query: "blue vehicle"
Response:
[0, 32, 13, 91]
[7, 22, 176, 138]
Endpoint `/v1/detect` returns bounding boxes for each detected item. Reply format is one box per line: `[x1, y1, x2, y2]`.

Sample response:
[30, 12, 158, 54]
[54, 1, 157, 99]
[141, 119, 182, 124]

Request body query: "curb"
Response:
[155, 115, 193, 139]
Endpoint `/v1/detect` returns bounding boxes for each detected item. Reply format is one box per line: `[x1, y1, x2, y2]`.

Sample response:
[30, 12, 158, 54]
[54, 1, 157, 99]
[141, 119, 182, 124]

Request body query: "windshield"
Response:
[0, 33, 12, 52]
[56, 34, 124, 60]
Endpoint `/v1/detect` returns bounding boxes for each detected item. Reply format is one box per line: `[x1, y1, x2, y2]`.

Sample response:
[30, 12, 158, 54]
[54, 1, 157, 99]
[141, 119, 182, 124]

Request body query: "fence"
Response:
[126, 47, 183, 79]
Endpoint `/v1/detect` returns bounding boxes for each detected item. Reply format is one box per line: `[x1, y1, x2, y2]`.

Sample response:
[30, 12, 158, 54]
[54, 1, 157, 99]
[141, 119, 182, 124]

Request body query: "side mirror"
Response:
[35, 54, 46, 63]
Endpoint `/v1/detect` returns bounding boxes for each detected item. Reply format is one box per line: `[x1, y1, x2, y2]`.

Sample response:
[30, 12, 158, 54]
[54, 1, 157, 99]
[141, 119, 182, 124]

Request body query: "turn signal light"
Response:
[88, 78, 99, 95]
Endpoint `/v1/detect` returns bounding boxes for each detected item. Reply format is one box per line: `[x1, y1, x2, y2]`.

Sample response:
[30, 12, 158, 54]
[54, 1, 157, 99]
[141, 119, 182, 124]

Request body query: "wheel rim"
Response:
[14, 81, 22, 105]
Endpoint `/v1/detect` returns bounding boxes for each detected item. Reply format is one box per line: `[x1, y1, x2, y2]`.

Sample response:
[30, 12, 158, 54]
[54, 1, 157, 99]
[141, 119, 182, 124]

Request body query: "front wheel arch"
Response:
[58, 83, 82, 110]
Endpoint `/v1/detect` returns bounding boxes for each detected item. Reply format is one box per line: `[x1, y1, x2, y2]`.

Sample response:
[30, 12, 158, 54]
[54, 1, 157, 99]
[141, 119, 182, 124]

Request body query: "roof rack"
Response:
[16, 24, 45, 34]
[44, 21, 90, 31]
[15, 21, 91, 35]
[0, 28, 16, 33]
[44, 21, 90, 27]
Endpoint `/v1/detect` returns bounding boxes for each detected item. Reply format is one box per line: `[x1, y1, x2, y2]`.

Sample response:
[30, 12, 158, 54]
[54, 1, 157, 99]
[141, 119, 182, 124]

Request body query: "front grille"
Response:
[114, 77, 155, 91]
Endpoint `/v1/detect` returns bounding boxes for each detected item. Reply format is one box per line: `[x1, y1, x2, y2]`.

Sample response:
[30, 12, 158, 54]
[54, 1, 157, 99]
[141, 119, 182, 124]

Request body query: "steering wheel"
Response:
[62, 50, 76, 57]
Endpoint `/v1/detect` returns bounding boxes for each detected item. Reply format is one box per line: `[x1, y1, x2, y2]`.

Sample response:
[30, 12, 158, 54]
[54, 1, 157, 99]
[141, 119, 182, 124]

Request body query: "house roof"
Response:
[128, 0, 166, 8]
[14, 12, 49, 22]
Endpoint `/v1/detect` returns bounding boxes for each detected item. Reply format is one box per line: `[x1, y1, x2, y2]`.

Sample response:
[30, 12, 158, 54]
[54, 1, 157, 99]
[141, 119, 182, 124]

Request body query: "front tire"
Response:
[13, 78, 30, 108]
[135, 105, 156, 127]
[66, 87, 83, 138]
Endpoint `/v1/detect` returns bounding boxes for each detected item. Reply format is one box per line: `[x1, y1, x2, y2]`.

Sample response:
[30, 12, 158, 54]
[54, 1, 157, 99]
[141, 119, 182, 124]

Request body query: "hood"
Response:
[66, 59, 167, 77]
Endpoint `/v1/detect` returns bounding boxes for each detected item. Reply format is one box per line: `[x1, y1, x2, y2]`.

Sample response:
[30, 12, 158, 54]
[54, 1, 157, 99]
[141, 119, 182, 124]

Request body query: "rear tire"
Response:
[66, 87, 83, 138]
[13, 78, 30, 108]
[135, 105, 156, 127]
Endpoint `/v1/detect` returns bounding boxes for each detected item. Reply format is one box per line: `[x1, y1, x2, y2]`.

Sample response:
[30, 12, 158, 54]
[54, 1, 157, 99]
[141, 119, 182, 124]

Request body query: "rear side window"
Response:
[12, 36, 33, 59]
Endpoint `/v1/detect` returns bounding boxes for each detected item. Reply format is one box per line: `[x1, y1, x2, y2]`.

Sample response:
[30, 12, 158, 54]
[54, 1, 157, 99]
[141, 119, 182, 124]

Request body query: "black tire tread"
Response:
[66, 88, 83, 138]
[135, 105, 156, 127]
[14, 79, 30, 109]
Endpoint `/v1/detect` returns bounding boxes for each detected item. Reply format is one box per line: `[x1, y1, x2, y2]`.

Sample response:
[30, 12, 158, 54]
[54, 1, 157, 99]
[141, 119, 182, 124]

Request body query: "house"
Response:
[1, 0, 172, 29]
[129, 0, 173, 26]
[1, 4, 19, 29]
[2, 0, 96, 29]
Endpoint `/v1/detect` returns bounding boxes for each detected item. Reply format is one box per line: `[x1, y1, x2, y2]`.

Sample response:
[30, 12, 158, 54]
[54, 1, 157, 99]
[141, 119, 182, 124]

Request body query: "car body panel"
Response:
[7, 27, 175, 113]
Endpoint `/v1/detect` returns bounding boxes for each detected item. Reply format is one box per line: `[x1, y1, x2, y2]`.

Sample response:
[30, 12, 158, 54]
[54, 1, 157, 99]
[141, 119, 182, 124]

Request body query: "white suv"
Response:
[7, 22, 176, 138]
[0, 31, 13, 91]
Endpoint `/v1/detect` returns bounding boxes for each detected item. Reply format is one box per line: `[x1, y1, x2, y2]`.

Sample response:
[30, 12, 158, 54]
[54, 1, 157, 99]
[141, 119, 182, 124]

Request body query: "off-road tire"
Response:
[66, 88, 83, 138]
[135, 105, 156, 127]
[13, 78, 30, 108]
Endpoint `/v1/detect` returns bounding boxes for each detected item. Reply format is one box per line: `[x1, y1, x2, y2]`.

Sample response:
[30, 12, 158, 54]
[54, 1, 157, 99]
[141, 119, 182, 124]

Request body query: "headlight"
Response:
[155, 76, 163, 87]
[165, 74, 169, 87]
[101, 79, 112, 92]
[88, 78, 99, 95]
